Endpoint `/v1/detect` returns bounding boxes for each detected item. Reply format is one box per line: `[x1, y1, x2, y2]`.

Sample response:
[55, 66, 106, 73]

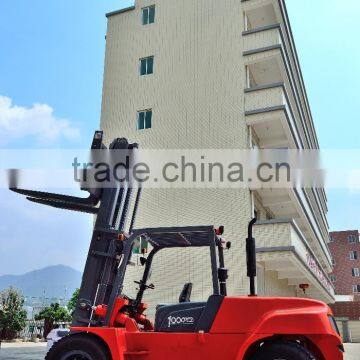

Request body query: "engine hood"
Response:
[210, 296, 332, 335]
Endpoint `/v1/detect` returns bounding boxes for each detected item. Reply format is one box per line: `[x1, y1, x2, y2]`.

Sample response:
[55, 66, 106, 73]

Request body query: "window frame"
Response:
[353, 268, 360, 277]
[132, 236, 149, 255]
[142, 5, 155, 25]
[349, 251, 358, 260]
[348, 234, 358, 244]
[137, 109, 152, 130]
[139, 56, 154, 76]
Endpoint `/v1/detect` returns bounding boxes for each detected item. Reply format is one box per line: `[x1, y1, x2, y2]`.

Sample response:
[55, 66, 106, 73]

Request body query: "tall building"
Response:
[329, 230, 360, 300]
[100, 0, 334, 312]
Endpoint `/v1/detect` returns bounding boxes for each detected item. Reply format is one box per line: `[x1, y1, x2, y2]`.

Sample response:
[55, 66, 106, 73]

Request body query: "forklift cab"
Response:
[119, 226, 230, 333]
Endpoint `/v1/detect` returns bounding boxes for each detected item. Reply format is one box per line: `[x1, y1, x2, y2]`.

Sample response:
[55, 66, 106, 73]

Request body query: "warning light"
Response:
[299, 284, 309, 294]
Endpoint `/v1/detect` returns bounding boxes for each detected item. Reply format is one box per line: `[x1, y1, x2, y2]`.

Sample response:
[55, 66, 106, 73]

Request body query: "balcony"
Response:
[243, 0, 331, 278]
[243, 1, 279, 31]
[254, 219, 335, 303]
[243, 26, 312, 147]
[245, 83, 300, 148]
[253, 187, 332, 273]
[242, 0, 328, 214]
[243, 27, 331, 253]
[243, 16, 320, 151]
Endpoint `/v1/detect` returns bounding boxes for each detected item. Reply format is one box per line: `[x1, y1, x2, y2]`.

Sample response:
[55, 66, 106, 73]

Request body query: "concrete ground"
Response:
[343, 343, 360, 360]
[0, 342, 358, 359]
[0, 343, 47, 360]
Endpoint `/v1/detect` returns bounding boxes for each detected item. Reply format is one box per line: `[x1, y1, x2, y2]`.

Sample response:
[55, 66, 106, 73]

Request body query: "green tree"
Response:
[35, 303, 71, 338]
[67, 288, 79, 315]
[0, 287, 27, 340]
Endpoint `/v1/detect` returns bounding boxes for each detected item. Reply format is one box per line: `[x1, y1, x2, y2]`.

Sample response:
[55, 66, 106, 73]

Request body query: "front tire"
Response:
[251, 341, 316, 360]
[45, 334, 110, 360]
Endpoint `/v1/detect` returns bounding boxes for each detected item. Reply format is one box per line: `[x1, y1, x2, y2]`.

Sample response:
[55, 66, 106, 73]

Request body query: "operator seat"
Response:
[179, 283, 193, 302]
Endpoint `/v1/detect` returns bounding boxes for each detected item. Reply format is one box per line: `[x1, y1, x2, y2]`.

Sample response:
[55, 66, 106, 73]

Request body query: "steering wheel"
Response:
[134, 280, 155, 290]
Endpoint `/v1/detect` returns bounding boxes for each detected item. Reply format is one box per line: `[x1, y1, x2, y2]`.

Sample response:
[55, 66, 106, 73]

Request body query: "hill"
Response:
[0, 265, 82, 304]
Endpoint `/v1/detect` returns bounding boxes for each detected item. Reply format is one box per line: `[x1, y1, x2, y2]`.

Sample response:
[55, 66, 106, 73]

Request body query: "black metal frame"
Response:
[11, 131, 143, 326]
[109, 225, 225, 324]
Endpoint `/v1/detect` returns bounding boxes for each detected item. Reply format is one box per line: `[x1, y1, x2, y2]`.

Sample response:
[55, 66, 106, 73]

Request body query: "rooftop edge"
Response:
[106, 6, 136, 18]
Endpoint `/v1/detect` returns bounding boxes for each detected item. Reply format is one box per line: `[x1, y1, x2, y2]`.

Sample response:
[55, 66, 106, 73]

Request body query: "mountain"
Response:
[0, 265, 82, 304]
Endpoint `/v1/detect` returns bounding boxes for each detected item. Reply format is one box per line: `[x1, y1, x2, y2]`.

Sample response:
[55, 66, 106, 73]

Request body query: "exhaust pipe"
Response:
[246, 218, 257, 296]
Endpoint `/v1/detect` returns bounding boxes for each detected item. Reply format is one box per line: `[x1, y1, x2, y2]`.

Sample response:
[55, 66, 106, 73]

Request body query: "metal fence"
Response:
[18, 320, 44, 340]
[17, 320, 70, 341]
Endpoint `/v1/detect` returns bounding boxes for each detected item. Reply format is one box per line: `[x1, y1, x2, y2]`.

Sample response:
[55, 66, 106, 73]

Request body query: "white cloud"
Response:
[0, 96, 80, 145]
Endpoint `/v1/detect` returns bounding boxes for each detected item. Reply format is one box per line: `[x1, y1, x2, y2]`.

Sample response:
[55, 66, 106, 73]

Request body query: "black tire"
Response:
[251, 341, 316, 360]
[45, 334, 110, 360]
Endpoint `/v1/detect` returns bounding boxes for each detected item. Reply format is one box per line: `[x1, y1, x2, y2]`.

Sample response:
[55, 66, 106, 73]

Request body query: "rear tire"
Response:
[45, 334, 109, 360]
[251, 341, 316, 360]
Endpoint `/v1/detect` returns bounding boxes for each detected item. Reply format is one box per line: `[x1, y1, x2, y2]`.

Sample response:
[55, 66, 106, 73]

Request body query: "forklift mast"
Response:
[10, 130, 258, 326]
[11, 131, 141, 327]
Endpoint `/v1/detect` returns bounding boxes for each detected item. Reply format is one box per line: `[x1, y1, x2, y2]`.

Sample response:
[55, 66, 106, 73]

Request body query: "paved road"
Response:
[344, 343, 360, 360]
[1, 343, 359, 359]
[0, 344, 47, 360]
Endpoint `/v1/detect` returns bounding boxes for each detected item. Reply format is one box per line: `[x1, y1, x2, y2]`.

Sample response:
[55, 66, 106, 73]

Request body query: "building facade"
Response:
[100, 0, 334, 313]
[329, 230, 360, 300]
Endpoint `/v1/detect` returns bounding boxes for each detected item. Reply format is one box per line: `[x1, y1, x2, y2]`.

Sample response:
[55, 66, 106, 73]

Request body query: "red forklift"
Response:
[11, 131, 343, 360]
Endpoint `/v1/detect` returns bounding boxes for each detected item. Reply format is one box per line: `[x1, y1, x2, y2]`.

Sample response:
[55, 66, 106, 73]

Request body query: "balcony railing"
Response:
[243, 24, 282, 54]
[244, 82, 302, 149]
[245, 82, 286, 113]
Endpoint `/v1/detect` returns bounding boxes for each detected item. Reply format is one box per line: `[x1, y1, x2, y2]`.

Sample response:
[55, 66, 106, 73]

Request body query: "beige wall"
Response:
[256, 264, 296, 299]
[265, 269, 297, 297]
[101, 0, 249, 150]
[101, 0, 254, 311]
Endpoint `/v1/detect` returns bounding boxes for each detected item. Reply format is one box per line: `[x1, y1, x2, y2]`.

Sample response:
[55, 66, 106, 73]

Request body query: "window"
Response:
[137, 110, 152, 130]
[348, 234, 358, 243]
[331, 258, 336, 266]
[140, 56, 154, 76]
[353, 285, 360, 293]
[349, 251, 358, 260]
[329, 235, 335, 243]
[330, 275, 336, 283]
[352, 268, 360, 277]
[142, 5, 155, 25]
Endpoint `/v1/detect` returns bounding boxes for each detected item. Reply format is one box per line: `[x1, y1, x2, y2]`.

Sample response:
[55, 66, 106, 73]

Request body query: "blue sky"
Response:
[0, 0, 359, 276]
